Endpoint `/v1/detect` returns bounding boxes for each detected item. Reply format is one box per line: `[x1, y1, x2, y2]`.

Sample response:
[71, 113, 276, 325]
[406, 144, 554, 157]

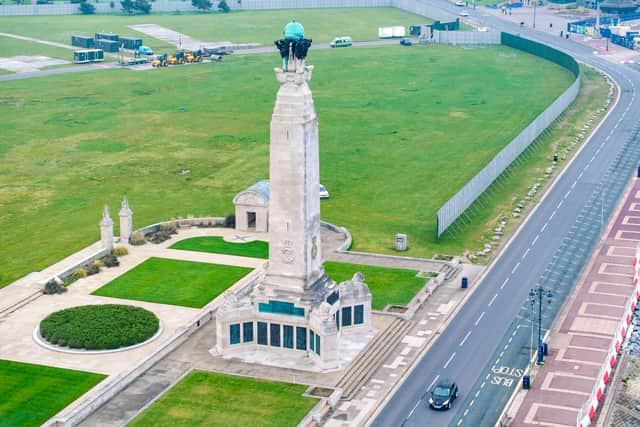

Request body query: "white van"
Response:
[330, 37, 353, 48]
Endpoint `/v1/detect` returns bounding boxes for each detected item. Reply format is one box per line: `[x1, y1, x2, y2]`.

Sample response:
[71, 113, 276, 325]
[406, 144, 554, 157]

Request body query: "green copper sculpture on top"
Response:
[275, 21, 312, 72]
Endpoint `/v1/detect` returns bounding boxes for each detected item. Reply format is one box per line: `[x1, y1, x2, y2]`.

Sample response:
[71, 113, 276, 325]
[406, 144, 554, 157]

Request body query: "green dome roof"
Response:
[284, 21, 304, 41]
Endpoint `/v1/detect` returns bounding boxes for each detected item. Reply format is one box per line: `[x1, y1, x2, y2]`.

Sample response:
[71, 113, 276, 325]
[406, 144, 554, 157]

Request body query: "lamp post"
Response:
[533, 0, 537, 29]
[529, 286, 553, 365]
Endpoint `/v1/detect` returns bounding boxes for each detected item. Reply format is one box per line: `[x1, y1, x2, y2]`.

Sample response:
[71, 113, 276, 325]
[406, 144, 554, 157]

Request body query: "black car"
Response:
[429, 380, 459, 410]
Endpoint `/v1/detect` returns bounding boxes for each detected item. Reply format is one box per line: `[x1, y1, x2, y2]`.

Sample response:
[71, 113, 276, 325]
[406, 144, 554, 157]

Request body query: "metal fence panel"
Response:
[431, 30, 501, 45]
[436, 33, 580, 237]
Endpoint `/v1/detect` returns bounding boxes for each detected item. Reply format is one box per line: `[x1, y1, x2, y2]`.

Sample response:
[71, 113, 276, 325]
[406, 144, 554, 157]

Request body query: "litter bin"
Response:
[461, 277, 468, 289]
[543, 342, 548, 356]
[522, 375, 530, 389]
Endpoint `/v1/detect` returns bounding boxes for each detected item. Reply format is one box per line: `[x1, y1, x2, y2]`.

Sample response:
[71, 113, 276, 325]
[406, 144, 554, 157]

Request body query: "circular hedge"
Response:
[40, 304, 159, 350]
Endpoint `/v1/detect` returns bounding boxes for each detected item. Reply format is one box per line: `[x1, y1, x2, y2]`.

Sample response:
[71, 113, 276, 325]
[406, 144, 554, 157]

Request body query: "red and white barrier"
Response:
[577, 242, 640, 427]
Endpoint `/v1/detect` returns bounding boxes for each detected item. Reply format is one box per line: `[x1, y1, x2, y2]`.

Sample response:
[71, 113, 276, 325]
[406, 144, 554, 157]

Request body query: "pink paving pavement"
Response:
[511, 178, 640, 426]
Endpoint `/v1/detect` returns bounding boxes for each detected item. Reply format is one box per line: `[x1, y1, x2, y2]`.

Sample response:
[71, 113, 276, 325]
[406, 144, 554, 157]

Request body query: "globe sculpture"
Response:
[274, 21, 312, 72]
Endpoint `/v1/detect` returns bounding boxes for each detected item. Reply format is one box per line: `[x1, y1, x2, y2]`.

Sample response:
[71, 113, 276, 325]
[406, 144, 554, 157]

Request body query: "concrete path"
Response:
[508, 179, 640, 426]
[0, 227, 265, 377]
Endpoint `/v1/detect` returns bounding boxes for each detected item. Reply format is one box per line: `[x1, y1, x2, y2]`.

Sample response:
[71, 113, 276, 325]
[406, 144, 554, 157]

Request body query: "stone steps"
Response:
[337, 318, 412, 400]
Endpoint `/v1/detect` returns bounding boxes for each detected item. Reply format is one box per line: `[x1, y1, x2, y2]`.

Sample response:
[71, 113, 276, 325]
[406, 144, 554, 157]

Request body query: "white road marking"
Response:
[550, 211, 556, 220]
[500, 277, 509, 289]
[488, 293, 498, 307]
[475, 390, 481, 398]
[457, 419, 463, 426]
[470, 400, 475, 407]
[522, 248, 530, 259]
[532, 235, 539, 246]
[443, 352, 456, 369]
[427, 374, 440, 392]
[564, 190, 571, 199]
[571, 180, 577, 189]
[511, 262, 521, 274]
[460, 331, 472, 347]
[578, 171, 584, 180]
[557, 200, 563, 209]
[480, 381, 486, 389]
[541, 222, 548, 232]
[475, 312, 485, 326]
[464, 409, 469, 417]
[408, 400, 420, 418]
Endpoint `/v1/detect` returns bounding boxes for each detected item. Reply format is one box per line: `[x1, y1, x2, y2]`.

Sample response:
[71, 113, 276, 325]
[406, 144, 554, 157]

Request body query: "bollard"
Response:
[522, 375, 530, 389]
[553, 154, 558, 162]
[461, 277, 468, 289]
[543, 342, 548, 356]
[637, 165, 640, 178]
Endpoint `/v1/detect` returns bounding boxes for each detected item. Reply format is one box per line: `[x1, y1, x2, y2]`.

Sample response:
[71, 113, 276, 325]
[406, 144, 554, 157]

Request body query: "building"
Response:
[233, 180, 269, 232]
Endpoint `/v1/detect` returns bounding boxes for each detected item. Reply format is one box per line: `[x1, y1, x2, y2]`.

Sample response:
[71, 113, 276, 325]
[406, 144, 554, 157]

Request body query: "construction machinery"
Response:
[183, 49, 204, 63]
[152, 54, 167, 67]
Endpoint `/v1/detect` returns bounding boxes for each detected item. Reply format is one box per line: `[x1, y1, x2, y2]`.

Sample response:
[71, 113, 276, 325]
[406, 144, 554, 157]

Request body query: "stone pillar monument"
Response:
[119, 195, 133, 243]
[100, 205, 114, 252]
[214, 22, 373, 371]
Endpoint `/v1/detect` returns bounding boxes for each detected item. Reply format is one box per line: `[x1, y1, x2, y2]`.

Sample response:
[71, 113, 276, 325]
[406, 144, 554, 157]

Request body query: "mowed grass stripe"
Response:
[170, 236, 268, 259]
[129, 370, 316, 427]
[0, 359, 105, 427]
[324, 261, 427, 310]
[92, 257, 253, 308]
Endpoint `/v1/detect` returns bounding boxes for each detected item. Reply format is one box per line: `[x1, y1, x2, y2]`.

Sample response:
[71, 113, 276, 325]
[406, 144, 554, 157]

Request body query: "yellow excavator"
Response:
[151, 54, 167, 67]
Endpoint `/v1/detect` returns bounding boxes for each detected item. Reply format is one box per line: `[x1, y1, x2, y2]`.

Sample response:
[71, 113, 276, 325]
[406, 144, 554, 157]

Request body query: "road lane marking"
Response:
[541, 222, 548, 232]
[571, 180, 577, 189]
[564, 190, 571, 199]
[557, 200, 563, 209]
[443, 352, 456, 369]
[532, 234, 539, 246]
[488, 293, 498, 307]
[511, 262, 520, 274]
[500, 277, 509, 289]
[578, 171, 584, 180]
[460, 331, 472, 347]
[470, 400, 475, 407]
[407, 400, 420, 418]
[475, 390, 481, 398]
[475, 312, 485, 326]
[549, 211, 556, 220]
[427, 374, 440, 392]
[480, 381, 486, 389]
[457, 420, 463, 426]
[522, 248, 530, 259]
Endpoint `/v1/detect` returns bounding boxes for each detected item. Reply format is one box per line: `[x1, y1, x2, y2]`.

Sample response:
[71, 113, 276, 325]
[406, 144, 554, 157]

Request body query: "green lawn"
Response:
[170, 236, 268, 258]
[0, 8, 428, 54]
[324, 261, 426, 310]
[129, 370, 316, 427]
[0, 44, 574, 289]
[92, 257, 253, 308]
[0, 359, 105, 427]
[0, 36, 75, 62]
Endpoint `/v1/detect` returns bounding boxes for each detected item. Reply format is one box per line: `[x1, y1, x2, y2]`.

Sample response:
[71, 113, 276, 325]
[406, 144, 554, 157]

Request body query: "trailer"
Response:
[71, 35, 94, 49]
[95, 32, 119, 42]
[73, 49, 104, 64]
[95, 39, 119, 52]
[119, 36, 142, 50]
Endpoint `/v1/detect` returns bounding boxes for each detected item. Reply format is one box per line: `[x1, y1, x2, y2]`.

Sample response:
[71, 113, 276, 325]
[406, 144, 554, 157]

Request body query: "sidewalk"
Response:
[508, 178, 640, 426]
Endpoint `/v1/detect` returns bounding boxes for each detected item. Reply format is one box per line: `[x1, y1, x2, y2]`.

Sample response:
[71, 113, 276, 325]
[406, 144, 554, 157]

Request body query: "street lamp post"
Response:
[533, 0, 537, 29]
[529, 286, 553, 365]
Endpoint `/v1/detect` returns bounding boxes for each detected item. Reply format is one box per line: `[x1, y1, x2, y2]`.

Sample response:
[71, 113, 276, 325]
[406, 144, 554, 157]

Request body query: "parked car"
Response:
[319, 184, 330, 199]
[400, 38, 413, 46]
[429, 379, 459, 410]
[330, 37, 353, 48]
[137, 46, 154, 56]
[459, 10, 469, 17]
[455, 0, 465, 5]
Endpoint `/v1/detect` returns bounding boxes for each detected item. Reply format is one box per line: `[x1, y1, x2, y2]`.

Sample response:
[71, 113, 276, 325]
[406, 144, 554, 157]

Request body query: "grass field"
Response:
[0, 8, 428, 54]
[0, 44, 574, 289]
[170, 236, 269, 258]
[324, 261, 426, 310]
[129, 370, 316, 427]
[0, 359, 105, 427]
[0, 36, 76, 63]
[92, 257, 253, 307]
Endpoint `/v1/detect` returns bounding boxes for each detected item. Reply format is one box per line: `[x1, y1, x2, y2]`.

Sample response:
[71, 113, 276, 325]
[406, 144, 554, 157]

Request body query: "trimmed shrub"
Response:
[40, 304, 159, 350]
[94, 260, 105, 268]
[101, 254, 120, 268]
[43, 279, 67, 295]
[147, 231, 171, 244]
[85, 263, 100, 276]
[130, 231, 146, 246]
[160, 222, 178, 234]
[112, 246, 129, 256]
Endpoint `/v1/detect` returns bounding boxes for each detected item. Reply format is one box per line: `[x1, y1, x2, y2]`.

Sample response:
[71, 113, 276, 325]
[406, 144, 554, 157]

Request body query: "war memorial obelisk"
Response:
[214, 22, 373, 371]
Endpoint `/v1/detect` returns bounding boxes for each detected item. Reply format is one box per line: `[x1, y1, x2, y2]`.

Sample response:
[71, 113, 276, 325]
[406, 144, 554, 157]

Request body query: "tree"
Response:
[192, 0, 212, 11]
[218, 0, 230, 12]
[121, 0, 135, 13]
[134, 0, 151, 13]
[80, 1, 96, 14]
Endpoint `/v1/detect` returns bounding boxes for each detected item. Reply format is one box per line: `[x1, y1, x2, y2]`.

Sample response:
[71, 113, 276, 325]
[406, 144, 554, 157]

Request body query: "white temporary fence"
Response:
[430, 29, 501, 45]
[436, 62, 580, 237]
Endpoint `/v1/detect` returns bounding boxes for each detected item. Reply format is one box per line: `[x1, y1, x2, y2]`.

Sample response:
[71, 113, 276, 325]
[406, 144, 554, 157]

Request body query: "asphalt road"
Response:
[372, 2, 640, 427]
